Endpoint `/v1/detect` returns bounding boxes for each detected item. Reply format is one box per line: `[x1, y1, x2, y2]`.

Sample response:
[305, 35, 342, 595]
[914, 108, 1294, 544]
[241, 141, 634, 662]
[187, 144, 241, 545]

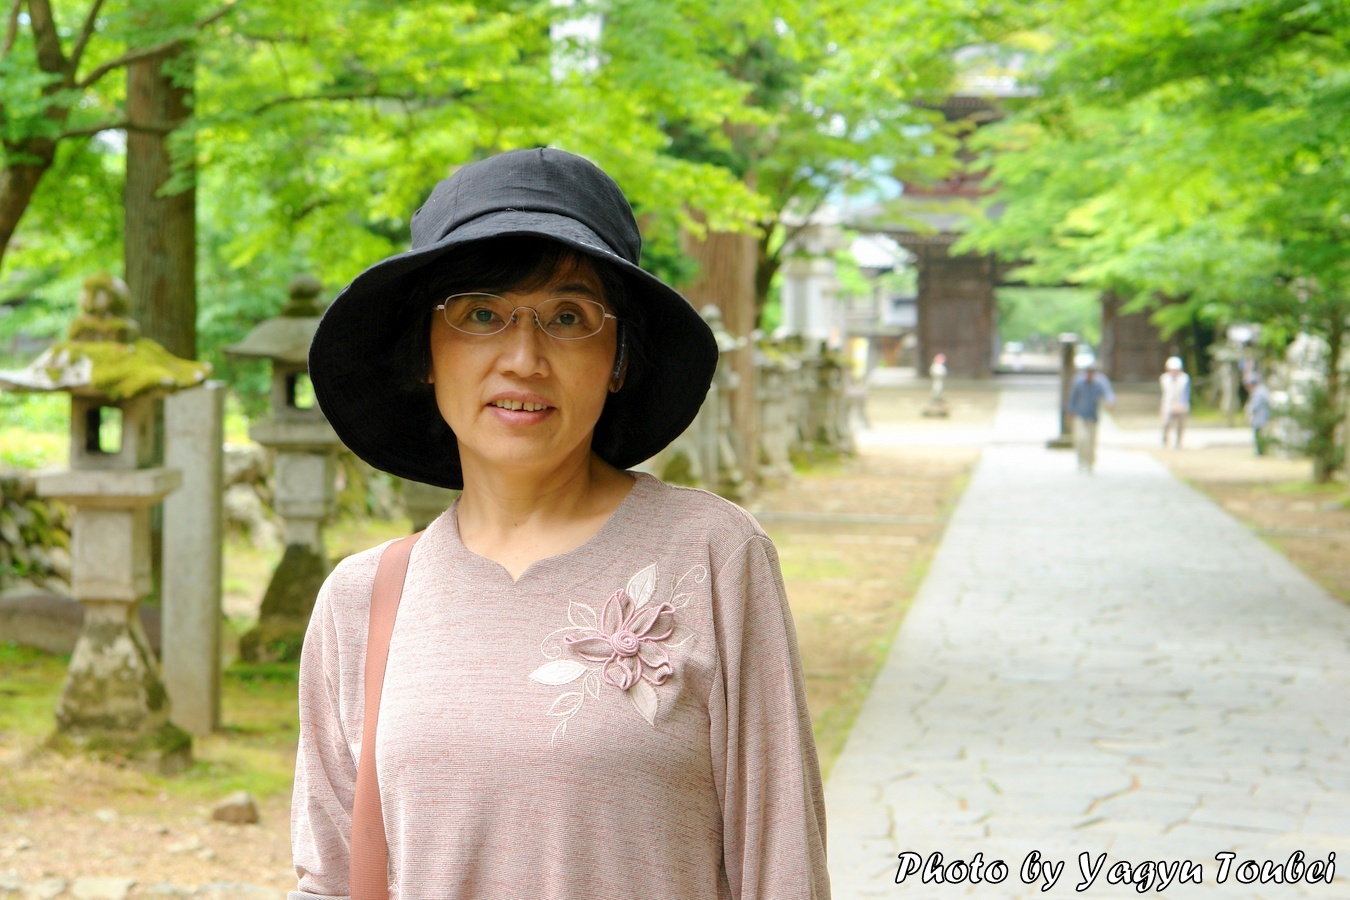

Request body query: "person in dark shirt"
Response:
[1067, 362, 1115, 473]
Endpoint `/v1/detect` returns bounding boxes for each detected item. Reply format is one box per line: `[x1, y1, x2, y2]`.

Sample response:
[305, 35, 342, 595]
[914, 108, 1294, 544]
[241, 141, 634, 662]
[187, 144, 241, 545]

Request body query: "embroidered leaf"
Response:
[670, 566, 707, 609]
[667, 624, 696, 649]
[547, 691, 584, 717]
[568, 601, 598, 630]
[584, 670, 602, 699]
[629, 679, 658, 726]
[552, 719, 569, 747]
[530, 660, 587, 686]
[627, 564, 658, 608]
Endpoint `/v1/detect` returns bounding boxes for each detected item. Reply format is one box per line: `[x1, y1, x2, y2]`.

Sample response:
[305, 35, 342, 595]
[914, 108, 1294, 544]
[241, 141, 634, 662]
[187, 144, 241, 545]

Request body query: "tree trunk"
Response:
[681, 226, 761, 485]
[1312, 309, 1346, 484]
[0, 146, 58, 275]
[125, 43, 196, 359]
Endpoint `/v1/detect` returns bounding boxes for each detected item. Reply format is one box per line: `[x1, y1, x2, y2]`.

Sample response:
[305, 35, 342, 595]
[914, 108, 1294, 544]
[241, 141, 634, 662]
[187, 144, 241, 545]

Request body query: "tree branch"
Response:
[25, 0, 71, 75]
[76, 2, 236, 90]
[2, 0, 21, 58]
[250, 87, 470, 116]
[69, 0, 108, 73]
[60, 119, 175, 140]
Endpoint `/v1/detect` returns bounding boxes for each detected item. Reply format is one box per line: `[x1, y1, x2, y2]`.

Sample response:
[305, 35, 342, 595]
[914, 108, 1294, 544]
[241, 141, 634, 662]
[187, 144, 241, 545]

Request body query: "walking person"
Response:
[1067, 361, 1115, 473]
[292, 148, 829, 899]
[1246, 374, 1273, 456]
[1160, 356, 1191, 448]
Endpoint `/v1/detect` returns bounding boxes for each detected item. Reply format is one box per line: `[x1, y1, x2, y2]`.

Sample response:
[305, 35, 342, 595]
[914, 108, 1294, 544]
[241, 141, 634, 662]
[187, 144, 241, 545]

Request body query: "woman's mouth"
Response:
[490, 399, 551, 412]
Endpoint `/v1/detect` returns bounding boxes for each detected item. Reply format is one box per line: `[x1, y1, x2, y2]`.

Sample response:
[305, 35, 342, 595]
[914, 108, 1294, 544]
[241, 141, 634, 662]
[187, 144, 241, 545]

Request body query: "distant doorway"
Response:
[995, 286, 1100, 374]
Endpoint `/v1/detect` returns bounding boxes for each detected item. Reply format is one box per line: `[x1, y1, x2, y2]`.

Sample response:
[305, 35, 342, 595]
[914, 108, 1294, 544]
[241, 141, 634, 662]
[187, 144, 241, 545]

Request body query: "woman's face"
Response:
[427, 256, 621, 482]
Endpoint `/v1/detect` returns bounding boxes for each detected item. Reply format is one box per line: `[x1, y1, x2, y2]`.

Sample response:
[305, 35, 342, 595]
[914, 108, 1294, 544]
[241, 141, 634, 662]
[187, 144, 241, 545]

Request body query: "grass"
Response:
[0, 643, 301, 814]
[762, 451, 977, 778]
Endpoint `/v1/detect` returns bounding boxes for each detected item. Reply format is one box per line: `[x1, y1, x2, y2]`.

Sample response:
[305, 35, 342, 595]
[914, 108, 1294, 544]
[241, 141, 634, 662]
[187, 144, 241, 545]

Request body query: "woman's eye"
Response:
[470, 308, 498, 323]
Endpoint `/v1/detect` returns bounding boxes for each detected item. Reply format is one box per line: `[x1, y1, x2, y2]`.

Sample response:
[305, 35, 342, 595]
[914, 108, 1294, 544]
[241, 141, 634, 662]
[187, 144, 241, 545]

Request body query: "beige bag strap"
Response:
[350, 531, 422, 900]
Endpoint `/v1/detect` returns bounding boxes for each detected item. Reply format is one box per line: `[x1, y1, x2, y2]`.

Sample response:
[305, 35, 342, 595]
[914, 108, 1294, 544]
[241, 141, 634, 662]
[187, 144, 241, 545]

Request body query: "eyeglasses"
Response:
[435, 293, 617, 340]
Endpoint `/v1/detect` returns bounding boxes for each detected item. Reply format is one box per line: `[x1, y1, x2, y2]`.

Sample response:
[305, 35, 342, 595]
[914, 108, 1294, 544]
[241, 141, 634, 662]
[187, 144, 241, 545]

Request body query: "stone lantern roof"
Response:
[223, 274, 326, 365]
[0, 273, 209, 399]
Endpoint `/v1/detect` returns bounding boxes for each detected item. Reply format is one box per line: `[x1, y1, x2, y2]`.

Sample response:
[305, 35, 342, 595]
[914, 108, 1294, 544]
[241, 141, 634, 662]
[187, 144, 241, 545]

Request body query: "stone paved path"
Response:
[827, 380, 1350, 898]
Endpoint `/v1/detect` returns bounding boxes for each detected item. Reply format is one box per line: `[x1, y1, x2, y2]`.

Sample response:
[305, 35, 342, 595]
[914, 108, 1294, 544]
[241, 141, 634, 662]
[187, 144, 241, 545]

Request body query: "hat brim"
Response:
[309, 214, 718, 490]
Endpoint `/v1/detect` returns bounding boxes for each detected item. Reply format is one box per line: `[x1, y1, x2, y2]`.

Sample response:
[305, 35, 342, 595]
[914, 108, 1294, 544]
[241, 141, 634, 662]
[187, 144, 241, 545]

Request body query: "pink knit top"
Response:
[289, 473, 829, 899]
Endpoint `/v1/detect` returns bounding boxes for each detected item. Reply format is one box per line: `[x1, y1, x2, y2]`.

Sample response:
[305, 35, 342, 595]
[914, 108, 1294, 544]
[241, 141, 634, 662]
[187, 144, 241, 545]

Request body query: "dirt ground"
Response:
[3, 379, 1346, 894]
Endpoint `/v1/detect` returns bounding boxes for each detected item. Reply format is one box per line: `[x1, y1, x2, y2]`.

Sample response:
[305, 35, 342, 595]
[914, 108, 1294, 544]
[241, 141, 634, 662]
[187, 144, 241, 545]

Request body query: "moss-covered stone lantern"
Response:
[0, 273, 208, 769]
[224, 275, 341, 662]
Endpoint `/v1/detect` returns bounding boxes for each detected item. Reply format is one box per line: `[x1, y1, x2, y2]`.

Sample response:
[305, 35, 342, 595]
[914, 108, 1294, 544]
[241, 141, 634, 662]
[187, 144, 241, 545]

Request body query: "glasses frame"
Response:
[434, 292, 618, 341]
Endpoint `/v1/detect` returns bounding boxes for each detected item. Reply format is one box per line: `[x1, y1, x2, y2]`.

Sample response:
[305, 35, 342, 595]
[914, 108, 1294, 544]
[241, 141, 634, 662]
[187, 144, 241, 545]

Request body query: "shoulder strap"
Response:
[350, 531, 423, 900]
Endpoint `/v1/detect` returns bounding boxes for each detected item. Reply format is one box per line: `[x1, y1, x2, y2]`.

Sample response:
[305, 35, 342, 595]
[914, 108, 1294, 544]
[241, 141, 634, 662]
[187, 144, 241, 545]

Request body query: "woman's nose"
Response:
[496, 311, 549, 372]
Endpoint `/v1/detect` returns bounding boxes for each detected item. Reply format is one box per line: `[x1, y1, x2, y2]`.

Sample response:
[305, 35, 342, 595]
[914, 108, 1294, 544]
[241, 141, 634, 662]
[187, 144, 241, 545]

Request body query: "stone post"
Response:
[756, 349, 795, 482]
[703, 306, 747, 498]
[1049, 333, 1079, 449]
[162, 380, 226, 736]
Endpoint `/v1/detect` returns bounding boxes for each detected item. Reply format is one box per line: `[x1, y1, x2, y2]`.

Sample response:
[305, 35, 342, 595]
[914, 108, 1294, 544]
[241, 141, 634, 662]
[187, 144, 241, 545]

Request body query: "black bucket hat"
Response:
[308, 147, 718, 490]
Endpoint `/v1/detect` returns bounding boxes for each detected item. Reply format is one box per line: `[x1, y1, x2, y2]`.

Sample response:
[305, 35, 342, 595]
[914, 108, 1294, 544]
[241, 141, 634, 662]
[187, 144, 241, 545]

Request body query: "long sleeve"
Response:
[709, 533, 830, 899]
[289, 550, 381, 900]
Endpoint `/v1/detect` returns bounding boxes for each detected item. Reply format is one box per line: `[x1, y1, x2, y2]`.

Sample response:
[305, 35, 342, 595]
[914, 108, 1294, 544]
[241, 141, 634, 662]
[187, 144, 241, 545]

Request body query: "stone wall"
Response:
[0, 472, 71, 595]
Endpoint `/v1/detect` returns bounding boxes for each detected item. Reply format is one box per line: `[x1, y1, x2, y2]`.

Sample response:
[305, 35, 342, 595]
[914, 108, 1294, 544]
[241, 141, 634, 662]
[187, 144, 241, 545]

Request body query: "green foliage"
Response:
[962, 0, 1350, 479]
[616, 0, 978, 314]
[997, 286, 1100, 347]
[1286, 377, 1347, 482]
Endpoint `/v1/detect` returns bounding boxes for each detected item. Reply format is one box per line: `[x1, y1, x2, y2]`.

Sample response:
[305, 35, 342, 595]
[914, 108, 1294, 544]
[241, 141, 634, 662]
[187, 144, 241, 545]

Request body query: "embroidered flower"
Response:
[531, 563, 705, 746]
[563, 589, 675, 690]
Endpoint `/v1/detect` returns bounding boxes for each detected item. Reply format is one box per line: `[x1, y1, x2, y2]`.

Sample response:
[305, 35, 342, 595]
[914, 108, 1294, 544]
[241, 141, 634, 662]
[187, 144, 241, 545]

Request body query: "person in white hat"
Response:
[1160, 356, 1191, 449]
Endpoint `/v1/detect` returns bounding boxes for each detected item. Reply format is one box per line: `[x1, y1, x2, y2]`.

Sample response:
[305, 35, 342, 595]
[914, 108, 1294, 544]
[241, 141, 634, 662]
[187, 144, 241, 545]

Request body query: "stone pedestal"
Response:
[37, 467, 190, 770]
[239, 423, 338, 662]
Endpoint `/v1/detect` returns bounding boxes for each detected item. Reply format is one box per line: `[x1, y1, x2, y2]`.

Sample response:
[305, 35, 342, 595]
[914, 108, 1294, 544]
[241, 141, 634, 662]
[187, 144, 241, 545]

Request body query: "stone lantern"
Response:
[0, 273, 208, 769]
[224, 275, 341, 662]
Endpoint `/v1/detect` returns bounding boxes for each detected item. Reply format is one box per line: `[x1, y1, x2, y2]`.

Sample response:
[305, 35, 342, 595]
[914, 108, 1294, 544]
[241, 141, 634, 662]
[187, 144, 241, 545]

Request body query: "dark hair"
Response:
[384, 235, 651, 468]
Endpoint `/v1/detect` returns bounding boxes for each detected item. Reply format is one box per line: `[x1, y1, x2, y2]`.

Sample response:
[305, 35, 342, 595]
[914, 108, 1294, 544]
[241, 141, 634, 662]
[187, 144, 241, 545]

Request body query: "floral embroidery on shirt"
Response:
[530, 563, 703, 746]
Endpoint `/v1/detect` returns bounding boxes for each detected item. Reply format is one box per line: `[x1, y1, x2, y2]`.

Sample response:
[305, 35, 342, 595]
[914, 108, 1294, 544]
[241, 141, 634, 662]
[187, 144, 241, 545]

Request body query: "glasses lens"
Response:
[439, 294, 610, 338]
[537, 297, 607, 339]
[442, 294, 513, 335]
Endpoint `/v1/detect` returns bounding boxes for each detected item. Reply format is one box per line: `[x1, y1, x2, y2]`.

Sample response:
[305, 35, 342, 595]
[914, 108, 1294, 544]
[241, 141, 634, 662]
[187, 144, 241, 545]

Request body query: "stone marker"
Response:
[162, 380, 226, 736]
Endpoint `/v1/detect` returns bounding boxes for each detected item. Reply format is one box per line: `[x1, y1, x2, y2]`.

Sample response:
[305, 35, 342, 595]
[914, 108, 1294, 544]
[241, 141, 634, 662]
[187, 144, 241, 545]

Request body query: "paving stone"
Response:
[826, 383, 1350, 898]
[23, 880, 67, 900]
[70, 878, 136, 900]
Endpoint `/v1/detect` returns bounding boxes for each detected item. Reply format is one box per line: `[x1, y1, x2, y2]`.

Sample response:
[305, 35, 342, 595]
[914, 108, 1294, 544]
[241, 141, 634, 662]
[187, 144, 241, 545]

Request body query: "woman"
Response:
[292, 148, 829, 899]
[1159, 356, 1190, 449]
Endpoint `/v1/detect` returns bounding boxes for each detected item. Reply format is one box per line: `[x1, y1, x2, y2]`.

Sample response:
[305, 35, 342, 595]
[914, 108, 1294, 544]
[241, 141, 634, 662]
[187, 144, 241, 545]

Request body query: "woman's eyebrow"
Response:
[548, 281, 602, 298]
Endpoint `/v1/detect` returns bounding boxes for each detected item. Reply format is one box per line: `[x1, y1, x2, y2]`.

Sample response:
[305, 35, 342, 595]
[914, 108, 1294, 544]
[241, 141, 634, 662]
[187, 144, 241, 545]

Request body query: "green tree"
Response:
[604, 0, 974, 321]
[2, 1, 761, 367]
[964, 0, 1350, 481]
[0, 0, 232, 277]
